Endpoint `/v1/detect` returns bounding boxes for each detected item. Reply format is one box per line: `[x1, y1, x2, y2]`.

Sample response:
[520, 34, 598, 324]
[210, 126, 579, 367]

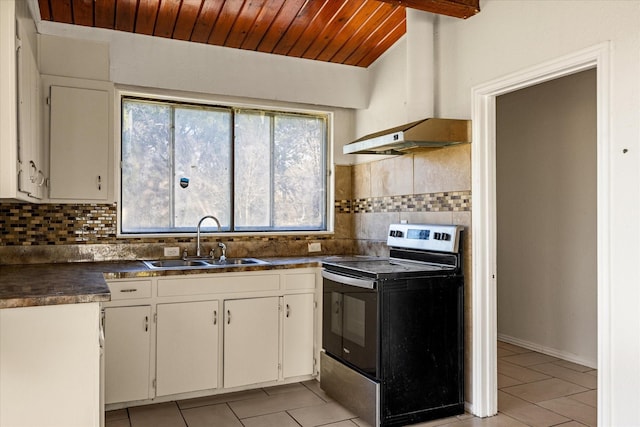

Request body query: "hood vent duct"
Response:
[343, 118, 471, 155]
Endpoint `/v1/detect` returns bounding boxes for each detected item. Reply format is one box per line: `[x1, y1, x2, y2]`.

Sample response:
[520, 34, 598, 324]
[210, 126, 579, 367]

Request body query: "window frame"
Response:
[115, 89, 334, 238]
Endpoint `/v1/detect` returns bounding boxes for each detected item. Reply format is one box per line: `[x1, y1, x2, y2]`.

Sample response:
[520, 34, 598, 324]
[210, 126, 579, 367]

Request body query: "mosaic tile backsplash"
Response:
[0, 203, 117, 245]
[0, 202, 353, 264]
[0, 203, 336, 246]
[335, 191, 471, 214]
[1, 190, 470, 247]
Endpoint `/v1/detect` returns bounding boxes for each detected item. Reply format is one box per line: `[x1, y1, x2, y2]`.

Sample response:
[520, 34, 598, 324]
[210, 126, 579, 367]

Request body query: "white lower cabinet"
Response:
[156, 300, 219, 396]
[283, 293, 315, 378]
[0, 303, 101, 427]
[104, 305, 151, 404]
[223, 297, 280, 388]
[104, 269, 318, 407]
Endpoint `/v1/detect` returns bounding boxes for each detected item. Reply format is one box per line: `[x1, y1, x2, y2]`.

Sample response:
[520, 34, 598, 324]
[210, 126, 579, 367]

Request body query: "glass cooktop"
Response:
[322, 256, 457, 280]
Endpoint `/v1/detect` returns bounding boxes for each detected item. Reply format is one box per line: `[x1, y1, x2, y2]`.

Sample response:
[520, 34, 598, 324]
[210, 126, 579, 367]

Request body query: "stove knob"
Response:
[434, 232, 441, 240]
[442, 233, 450, 241]
[396, 231, 404, 238]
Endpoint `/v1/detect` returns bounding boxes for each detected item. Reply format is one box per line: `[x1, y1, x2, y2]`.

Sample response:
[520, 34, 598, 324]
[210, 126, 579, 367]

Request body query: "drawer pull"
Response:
[286, 304, 290, 318]
[227, 310, 231, 325]
[120, 288, 138, 293]
[213, 310, 217, 325]
[144, 315, 149, 332]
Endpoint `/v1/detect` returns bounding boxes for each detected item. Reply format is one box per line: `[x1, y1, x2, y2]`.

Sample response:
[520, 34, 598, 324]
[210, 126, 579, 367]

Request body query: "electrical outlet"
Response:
[164, 247, 181, 257]
[308, 242, 321, 252]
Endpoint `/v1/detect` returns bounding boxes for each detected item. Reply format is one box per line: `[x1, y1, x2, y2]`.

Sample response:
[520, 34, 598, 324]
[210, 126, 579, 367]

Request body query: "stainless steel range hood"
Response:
[343, 118, 471, 155]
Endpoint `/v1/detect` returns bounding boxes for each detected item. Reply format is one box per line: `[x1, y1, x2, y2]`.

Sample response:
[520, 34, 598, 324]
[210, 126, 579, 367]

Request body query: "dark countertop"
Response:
[0, 257, 324, 309]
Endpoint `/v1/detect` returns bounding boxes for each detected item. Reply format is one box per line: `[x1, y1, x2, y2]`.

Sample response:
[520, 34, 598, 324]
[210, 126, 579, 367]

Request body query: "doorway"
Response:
[469, 43, 610, 424]
[495, 69, 597, 366]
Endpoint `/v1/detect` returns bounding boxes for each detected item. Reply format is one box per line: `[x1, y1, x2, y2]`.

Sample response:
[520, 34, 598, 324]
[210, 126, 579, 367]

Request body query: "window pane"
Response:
[234, 112, 272, 229]
[274, 115, 326, 229]
[120, 97, 328, 235]
[174, 106, 231, 230]
[121, 100, 172, 232]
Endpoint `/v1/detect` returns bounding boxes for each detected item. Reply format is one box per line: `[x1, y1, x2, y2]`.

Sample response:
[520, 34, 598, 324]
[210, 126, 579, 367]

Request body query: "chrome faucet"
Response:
[218, 242, 227, 262]
[196, 215, 221, 257]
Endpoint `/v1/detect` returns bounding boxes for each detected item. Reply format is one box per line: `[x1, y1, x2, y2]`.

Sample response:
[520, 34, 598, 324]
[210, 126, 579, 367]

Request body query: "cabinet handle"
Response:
[227, 309, 231, 324]
[286, 304, 290, 318]
[120, 288, 137, 293]
[37, 170, 45, 186]
[28, 161, 37, 183]
[144, 315, 149, 332]
[213, 310, 217, 325]
[97, 175, 102, 191]
[335, 300, 340, 314]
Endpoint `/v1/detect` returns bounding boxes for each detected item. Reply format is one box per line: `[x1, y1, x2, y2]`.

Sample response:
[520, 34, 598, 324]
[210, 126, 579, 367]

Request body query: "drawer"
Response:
[283, 272, 316, 290]
[158, 274, 279, 297]
[108, 280, 152, 300]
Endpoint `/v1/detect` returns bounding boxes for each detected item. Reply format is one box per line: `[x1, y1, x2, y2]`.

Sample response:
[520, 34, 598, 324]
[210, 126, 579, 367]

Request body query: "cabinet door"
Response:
[156, 300, 219, 396]
[49, 85, 109, 200]
[283, 293, 315, 378]
[224, 297, 279, 388]
[104, 306, 151, 404]
[0, 303, 101, 427]
[16, 21, 43, 199]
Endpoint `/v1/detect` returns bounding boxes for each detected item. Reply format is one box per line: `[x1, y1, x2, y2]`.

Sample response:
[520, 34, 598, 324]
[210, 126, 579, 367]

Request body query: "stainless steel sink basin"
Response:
[143, 257, 269, 270]
[211, 258, 269, 266]
[143, 259, 211, 269]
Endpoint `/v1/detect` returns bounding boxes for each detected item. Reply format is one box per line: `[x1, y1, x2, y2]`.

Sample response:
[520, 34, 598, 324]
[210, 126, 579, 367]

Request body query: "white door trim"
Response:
[469, 42, 611, 423]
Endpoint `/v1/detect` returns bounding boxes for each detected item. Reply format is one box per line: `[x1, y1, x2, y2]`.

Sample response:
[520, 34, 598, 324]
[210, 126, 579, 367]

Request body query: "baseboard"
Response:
[497, 333, 596, 369]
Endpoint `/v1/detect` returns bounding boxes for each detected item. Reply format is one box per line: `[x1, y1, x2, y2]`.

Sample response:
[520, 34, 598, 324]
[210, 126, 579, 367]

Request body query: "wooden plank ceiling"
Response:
[37, 0, 479, 68]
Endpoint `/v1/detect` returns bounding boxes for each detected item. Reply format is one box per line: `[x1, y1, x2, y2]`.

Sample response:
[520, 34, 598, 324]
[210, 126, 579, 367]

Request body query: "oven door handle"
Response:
[322, 270, 376, 290]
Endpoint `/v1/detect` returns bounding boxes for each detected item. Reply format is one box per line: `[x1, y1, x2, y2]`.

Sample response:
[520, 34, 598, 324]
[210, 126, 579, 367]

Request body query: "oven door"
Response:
[322, 270, 379, 378]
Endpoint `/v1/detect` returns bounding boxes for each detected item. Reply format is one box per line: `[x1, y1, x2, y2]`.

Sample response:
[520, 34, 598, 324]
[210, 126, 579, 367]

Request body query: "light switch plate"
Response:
[308, 242, 321, 252]
[164, 247, 181, 257]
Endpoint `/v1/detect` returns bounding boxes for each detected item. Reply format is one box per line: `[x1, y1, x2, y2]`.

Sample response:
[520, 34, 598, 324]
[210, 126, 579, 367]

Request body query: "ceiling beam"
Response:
[377, 0, 480, 19]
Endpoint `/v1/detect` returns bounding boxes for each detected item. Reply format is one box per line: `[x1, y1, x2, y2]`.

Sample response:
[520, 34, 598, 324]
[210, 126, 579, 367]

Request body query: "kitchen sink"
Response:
[213, 258, 269, 266]
[143, 259, 211, 269]
[143, 257, 269, 270]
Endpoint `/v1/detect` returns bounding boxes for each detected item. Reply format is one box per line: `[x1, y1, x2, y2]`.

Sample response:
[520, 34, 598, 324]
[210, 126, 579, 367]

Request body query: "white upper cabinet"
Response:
[0, 0, 44, 202]
[47, 79, 113, 201]
[16, 16, 44, 199]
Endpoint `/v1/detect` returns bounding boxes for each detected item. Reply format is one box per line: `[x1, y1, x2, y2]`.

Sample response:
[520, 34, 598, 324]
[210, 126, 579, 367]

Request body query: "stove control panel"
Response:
[387, 224, 462, 253]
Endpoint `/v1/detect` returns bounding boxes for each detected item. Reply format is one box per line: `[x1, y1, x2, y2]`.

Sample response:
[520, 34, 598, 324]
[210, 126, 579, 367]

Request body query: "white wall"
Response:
[346, 39, 408, 166]
[36, 21, 369, 111]
[496, 69, 597, 367]
[348, 10, 438, 166]
[355, 38, 407, 138]
[436, 1, 640, 424]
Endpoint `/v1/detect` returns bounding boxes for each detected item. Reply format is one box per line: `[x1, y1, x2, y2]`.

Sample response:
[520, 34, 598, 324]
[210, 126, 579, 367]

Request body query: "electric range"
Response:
[320, 223, 465, 427]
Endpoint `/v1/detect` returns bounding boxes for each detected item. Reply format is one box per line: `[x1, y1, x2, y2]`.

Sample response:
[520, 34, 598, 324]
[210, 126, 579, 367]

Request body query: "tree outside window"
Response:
[121, 98, 327, 234]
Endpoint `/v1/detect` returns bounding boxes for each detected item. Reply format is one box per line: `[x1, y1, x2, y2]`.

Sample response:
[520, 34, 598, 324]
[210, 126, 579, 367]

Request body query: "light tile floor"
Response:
[106, 341, 597, 427]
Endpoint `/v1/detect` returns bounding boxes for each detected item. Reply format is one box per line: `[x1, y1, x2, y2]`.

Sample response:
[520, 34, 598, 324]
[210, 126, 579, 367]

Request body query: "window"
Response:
[121, 97, 328, 234]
